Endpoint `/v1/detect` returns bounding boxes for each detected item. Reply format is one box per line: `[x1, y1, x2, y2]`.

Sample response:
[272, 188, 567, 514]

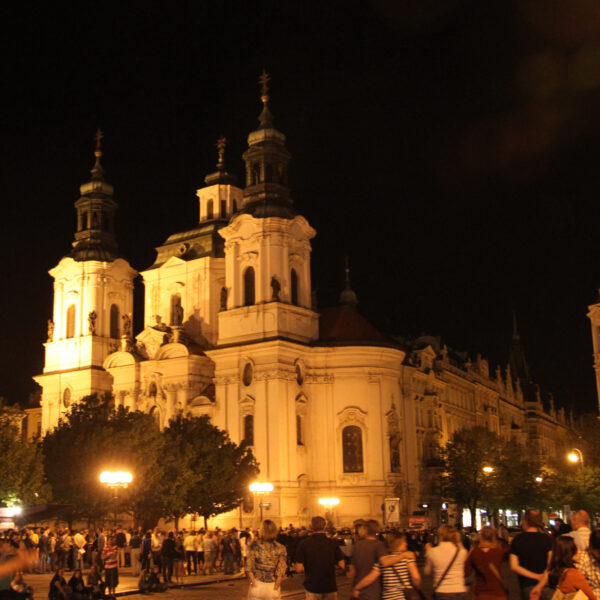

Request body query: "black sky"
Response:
[2, 0, 599, 412]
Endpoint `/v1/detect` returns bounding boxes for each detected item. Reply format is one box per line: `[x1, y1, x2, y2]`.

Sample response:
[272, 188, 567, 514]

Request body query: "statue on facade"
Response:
[220, 286, 228, 311]
[88, 311, 97, 335]
[122, 313, 132, 337]
[47, 319, 55, 342]
[389, 432, 402, 473]
[270, 276, 281, 301]
[153, 315, 168, 331]
[172, 302, 184, 326]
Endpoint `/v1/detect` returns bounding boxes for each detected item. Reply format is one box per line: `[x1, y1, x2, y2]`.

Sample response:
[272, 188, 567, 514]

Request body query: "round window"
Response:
[242, 363, 253, 387]
[63, 388, 72, 408]
[296, 363, 304, 386]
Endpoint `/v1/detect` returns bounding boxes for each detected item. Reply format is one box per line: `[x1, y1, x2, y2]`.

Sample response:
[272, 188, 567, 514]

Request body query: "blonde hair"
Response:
[260, 519, 278, 541]
[439, 526, 458, 544]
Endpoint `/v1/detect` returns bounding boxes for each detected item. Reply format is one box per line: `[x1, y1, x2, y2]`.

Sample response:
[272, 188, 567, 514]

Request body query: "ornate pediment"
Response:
[136, 325, 170, 359]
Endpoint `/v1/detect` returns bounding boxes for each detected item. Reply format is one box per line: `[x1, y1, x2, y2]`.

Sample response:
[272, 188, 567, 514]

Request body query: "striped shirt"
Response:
[102, 546, 118, 570]
[373, 556, 414, 600]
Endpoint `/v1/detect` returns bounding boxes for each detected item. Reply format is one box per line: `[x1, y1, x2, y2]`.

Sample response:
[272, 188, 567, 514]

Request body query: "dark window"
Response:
[66, 305, 76, 338]
[220, 200, 227, 218]
[232, 198, 238, 212]
[63, 388, 72, 408]
[244, 414, 254, 446]
[242, 363, 253, 386]
[291, 268, 299, 305]
[342, 425, 364, 473]
[91, 211, 99, 229]
[296, 415, 303, 445]
[206, 200, 214, 220]
[110, 304, 120, 338]
[244, 267, 255, 306]
[265, 164, 273, 181]
[252, 163, 260, 185]
[80, 211, 88, 231]
[170, 293, 183, 326]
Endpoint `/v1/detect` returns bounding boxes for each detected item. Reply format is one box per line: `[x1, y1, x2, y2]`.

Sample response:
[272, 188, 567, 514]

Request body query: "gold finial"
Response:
[94, 129, 103, 157]
[216, 136, 226, 170]
[344, 255, 351, 286]
[259, 69, 270, 103]
[90, 128, 105, 181]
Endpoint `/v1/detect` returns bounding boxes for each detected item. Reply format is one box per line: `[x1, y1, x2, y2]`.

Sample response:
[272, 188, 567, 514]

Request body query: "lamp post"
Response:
[567, 448, 584, 468]
[249, 482, 273, 524]
[318, 497, 340, 527]
[99, 470, 133, 528]
[482, 466, 494, 474]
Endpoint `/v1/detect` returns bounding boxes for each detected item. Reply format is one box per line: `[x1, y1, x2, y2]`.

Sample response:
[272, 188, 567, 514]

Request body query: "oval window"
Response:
[63, 388, 72, 408]
[296, 363, 304, 386]
[242, 363, 253, 387]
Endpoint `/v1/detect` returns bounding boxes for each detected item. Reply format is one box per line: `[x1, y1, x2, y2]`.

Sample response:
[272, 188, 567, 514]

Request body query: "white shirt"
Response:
[568, 527, 591, 551]
[426, 541, 468, 593]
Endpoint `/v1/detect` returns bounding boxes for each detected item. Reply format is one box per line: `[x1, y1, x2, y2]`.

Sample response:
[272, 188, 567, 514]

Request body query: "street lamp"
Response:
[249, 482, 273, 523]
[100, 470, 133, 528]
[535, 476, 543, 483]
[482, 466, 494, 474]
[318, 498, 340, 527]
[567, 449, 584, 467]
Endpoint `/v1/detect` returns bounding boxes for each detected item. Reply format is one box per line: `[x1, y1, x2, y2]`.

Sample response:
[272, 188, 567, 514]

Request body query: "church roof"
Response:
[317, 303, 396, 346]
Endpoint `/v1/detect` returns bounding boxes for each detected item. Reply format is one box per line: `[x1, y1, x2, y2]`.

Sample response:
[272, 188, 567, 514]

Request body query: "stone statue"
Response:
[389, 432, 402, 473]
[122, 313, 132, 337]
[153, 315, 168, 332]
[270, 276, 281, 301]
[220, 286, 228, 311]
[172, 303, 184, 326]
[88, 310, 97, 335]
[47, 319, 54, 342]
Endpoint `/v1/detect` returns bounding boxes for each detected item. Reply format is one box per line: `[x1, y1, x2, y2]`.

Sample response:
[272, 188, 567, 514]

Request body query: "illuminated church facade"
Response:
[34, 79, 571, 528]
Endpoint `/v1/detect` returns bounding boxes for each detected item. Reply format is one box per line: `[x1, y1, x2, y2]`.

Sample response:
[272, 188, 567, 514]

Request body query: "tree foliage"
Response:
[0, 402, 49, 506]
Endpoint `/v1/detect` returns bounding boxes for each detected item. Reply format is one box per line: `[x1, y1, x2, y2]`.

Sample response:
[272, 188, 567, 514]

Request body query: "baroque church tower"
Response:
[34, 132, 137, 431]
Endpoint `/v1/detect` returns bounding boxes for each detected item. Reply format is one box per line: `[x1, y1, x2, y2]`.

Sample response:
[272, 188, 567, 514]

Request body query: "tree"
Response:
[42, 393, 164, 526]
[0, 403, 49, 506]
[163, 415, 259, 527]
[442, 426, 501, 526]
[544, 463, 600, 518]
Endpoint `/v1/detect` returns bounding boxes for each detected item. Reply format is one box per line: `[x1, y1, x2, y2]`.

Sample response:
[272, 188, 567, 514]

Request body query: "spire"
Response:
[69, 130, 119, 262]
[241, 70, 294, 218]
[509, 311, 531, 384]
[204, 136, 237, 186]
[90, 129, 106, 181]
[339, 257, 358, 306]
[512, 310, 520, 341]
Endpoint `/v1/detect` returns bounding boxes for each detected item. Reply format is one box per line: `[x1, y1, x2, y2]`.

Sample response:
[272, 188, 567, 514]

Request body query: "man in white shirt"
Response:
[568, 510, 592, 551]
[184, 531, 198, 575]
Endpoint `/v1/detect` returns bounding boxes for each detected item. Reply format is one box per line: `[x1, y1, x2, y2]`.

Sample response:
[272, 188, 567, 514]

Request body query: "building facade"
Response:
[34, 83, 570, 528]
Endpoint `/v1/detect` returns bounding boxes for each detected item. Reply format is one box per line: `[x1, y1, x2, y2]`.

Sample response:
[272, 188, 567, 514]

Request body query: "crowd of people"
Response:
[0, 508, 598, 600]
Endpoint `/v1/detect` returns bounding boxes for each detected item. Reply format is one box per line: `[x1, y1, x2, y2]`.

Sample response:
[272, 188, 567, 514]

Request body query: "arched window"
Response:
[66, 305, 76, 338]
[220, 200, 227, 218]
[252, 163, 260, 185]
[170, 293, 183, 326]
[291, 268, 299, 306]
[110, 304, 120, 338]
[243, 414, 254, 446]
[243, 267, 255, 306]
[91, 211, 99, 229]
[80, 211, 88, 231]
[342, 425, 364, 473]
[206, 199, 214, 220]
[232, 198, 238, 212]
[296, 415, 303, 446]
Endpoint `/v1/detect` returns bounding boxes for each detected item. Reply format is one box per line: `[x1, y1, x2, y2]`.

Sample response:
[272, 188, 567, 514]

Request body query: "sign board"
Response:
[383, 497, 400, 525]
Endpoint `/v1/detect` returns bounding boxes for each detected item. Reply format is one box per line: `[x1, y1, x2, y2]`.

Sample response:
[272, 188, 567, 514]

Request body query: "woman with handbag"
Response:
[465, 526, 508, 600]
[425, 526, 468, 600]
[351, 534, 421, 600]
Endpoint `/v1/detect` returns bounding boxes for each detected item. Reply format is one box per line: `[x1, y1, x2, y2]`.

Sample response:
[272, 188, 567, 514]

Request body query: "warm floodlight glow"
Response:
[567, 452, 580, 463]
[99, 470, 133, 487]
[318, 497, 340, 507]
[535, 476, 543, 483]
[249, 482, 273, 493]
[482, 466, 494, 474]
[7, 506, 22, 517]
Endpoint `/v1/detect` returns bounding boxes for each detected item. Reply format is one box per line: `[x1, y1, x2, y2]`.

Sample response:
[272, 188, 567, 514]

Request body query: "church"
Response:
[34, 75, 571, 529]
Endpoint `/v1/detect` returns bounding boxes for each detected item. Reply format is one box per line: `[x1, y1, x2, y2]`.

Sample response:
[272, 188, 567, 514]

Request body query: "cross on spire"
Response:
[216, 136, 227, 170]
[90, 128, 105, 181]
[259, 69, 270, 103]
[94, 129, 104, 155]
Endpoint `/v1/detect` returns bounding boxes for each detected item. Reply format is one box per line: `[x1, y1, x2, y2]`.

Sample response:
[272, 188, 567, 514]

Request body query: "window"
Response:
[232, 198, 238, 212]
[252, 163, 260, 185]
[243, 267, 255, 306]
[63, 388, 71, 408]
[265, 164, 273, 181]
[66, 305, 76, 338]
[220, 200, 227, 218]
[80, 211, 88, 231]
[242, 363, 253, 386]
[243, 414, 254, 446]
[342, 425, 364, 473]
[110, 304, 120, 338]
[296, 415, 303, 446]
[291, 268, 299, 305]
[206, 199, 214, 220]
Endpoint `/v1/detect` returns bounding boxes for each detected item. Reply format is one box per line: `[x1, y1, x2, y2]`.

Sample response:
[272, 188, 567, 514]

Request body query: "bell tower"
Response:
[34, 131, 138, 432]
[217, 72, 318, 345]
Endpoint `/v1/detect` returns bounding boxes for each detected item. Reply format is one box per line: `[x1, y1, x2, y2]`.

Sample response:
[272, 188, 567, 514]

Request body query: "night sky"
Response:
[3, 1, 599, 413]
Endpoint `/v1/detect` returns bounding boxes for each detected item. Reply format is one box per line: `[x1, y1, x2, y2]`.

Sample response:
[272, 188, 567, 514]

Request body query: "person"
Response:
[141, 531, 152, 572]
[465, 526, 508, 600]
[577, 528, 600, 598]
[221, 529, 240, 575]
[568, 511, 592, 552]
[101, 536, 119, 597]
[352, 534, 420, 600]
[424, 525, 468, 600]
[348, 520, 387, 600]
[246, 520, 287, 600]
[195, 530, 205, 575]
[173, 533, 185, 586]
[114, 530, 126, 569]
[10, 572, 34, 600]
[49, 569, 71, 600]
[68, 568, 91, 600]
[148, 566, 168, 592]
[160, 531, 176, 583]
[295, 515, 345, 600]
[184, 530, 197, 575]
[72, 531, 86, 571]
[130, 529, 142, 577]
[203, 532, 216, 575]
[86, 564, 106, 600]
[509, 509, 553, 600]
